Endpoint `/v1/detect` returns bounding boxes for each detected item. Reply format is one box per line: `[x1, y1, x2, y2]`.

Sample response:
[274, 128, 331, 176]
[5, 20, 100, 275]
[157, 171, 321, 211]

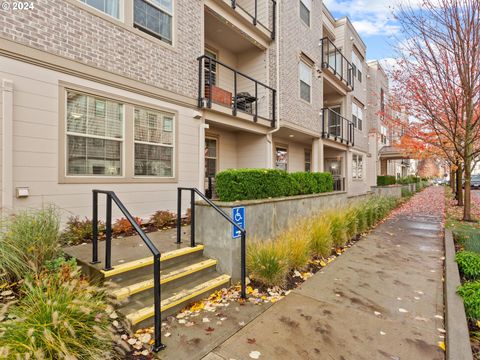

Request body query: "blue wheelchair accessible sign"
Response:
[232, 207, 245, 239]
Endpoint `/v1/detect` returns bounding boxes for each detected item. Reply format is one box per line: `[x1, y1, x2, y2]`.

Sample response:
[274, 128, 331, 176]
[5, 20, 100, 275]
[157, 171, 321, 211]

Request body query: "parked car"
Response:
[472, 175, 480, 189]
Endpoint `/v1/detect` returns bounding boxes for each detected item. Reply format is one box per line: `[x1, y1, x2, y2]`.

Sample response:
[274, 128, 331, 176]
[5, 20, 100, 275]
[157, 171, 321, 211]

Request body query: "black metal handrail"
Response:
[91, 190, 166, 352]
[320, 37, 354, 89]
[333, 177, 346, 192]
[176, 187, 247, 299]
[231, 0, 276, 39]
[197, 55, 277, 128]
[321, 108, 355, 146]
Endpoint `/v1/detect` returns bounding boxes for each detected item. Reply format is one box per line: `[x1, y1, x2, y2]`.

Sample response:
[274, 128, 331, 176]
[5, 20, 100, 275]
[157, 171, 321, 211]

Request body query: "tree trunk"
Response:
[450, 167, 456, 193]
[463, 154, 472, 221]
[456, 164, 463, 206]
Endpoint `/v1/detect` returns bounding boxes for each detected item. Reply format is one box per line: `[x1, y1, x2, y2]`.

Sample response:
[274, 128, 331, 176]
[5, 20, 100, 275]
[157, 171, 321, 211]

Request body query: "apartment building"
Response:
[0, 0, 380, 220]
[366, 60, 411, 181]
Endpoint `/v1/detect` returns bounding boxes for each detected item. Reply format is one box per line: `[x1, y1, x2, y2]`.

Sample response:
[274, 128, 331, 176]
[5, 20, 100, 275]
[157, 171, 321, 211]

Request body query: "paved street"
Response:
[205, 187, 446, 360]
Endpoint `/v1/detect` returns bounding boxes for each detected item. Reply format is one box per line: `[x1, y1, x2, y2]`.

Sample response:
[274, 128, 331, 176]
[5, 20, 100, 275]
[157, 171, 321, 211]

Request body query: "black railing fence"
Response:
[333, 177, 346, 191]
[320, 37, 354, 89]
[176, 187, 247, 299]
[91, 190, 166, 352]
[321, 108, 355, 145]
[197, 55, 277, 127]
[231, 0, 276, 39]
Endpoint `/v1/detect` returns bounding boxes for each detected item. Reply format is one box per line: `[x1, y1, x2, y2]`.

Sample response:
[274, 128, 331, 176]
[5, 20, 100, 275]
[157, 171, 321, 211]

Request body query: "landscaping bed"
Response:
[446, 188, 480, 359]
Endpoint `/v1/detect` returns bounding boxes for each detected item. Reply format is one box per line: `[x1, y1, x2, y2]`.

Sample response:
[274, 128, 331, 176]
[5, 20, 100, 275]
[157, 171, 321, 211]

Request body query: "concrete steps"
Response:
[76, 243, 230, 329]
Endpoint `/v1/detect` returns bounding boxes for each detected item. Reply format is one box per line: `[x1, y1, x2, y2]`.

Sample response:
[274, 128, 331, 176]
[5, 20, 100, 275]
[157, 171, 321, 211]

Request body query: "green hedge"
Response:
[377, 175, 396, 186]
[215, 169, 334, 202]
[397, 175, 421, 184]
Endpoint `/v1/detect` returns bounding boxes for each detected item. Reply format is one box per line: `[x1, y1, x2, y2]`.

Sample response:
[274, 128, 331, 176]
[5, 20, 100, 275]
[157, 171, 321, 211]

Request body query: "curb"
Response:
[444, 229, 473, 360]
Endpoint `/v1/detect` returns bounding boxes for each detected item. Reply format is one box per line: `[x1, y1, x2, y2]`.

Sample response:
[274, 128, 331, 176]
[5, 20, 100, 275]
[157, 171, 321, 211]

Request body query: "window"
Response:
[352, 103, 363, 130]
[300, 0, 311, 26]
[134, 0, 173, 44]
[66, 91, 124, 176]
[205, 138, 217, 178]
[380, 88, 385, 114]
[305, 150, 311, 172]
[352, 154, 363, 180]
[134, 107, 174, 177]
[380, 125, 388, 145]
[352, 52, 363, 82]
[275, 146, 288, 171]
[79, 0, 121, 19]
[299, 60, 312, 103]
[204, 48, 217, 87]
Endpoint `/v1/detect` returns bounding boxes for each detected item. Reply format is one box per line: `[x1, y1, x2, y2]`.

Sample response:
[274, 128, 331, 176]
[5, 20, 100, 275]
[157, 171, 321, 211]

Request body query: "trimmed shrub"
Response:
[456, 251, 480, 280]
[309, 216, 333, 258]
[401, 187, 413, 198]
[215, 169, 334, 202]
[397, 175, 421, 185]
[112, 217, 142, 236]
[60, 216, 105, 246]
[457, 281, 480, 321]
[0, 260, 116, 359]
[247, 240, 289, 287]
[377, 175, 396, 186]
[0, 207, 61, 283]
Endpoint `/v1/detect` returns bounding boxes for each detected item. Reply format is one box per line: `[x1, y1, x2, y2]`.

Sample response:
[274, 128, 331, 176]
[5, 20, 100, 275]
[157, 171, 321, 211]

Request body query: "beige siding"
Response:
[236, 0, 269, 26]
[1, 56, 200, 222]
[237, 132, 268, 168]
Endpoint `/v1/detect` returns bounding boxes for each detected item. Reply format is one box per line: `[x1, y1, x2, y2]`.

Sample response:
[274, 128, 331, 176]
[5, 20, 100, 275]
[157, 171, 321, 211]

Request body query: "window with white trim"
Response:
[134, 107, 174, 177]
[352, 154, 363, 180]
[352, 52, 363, 82]
[352, 103, 363, 130]
[300, 0, 311, 26]
[305, 149, 311, 172]
[134, 0, 173, 44]
[79, 0, 121, 19]
[66, 91, 124, 176]
[380, 125, 388, 145]
[299, 60, 312, 103]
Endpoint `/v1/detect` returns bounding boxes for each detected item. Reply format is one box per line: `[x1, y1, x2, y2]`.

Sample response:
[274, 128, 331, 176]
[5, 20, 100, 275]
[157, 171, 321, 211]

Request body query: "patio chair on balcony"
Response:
[235, 92, 256, 114]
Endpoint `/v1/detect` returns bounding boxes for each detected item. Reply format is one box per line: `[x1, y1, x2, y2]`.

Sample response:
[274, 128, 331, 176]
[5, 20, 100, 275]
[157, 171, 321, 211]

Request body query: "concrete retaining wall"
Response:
[196, 192, 348, 280]
[371, 185, 402, 198]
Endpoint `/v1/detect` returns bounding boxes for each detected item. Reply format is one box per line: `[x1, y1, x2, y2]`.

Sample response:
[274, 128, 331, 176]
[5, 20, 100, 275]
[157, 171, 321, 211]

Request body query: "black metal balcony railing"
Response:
[321, 108, 355, 145]
[320, 37, 354, 90]
[197, 55, 277, 127]
[333, 176, 346, 191]
[231, 0, 276, 39]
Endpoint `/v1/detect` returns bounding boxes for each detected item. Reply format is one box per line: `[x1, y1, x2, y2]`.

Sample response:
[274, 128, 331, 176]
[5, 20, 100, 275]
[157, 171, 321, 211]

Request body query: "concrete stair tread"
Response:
[100, 245, 205, 278]
[110, 258, 218, 300]
[124, 274, 231, 325]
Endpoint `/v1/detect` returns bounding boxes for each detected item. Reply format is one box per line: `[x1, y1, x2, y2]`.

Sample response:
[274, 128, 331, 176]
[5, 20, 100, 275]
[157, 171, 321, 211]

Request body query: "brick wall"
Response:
[0, 0, 203, 99]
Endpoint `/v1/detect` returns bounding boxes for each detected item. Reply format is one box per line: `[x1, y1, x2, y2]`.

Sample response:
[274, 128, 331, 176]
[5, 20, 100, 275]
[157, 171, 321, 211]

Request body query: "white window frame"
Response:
[65, 91, 125, 178]
[352, 52, 363, 83]
[299, 0, 311, 27]
[352, 154, 364, 180]
[352, 102, 363, 131]
[304, 149, 311, 172]
[380, 125, 388, 145]
[299, 59, 312, 103]
[79, 0, 123, 20]
[133, 106, 175, 178]
[133, 0, 174, 44]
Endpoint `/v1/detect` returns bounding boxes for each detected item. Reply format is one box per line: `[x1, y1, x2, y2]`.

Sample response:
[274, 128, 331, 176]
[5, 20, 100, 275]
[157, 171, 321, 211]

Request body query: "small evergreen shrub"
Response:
[458, 281, 480, 321]
[456, 251, 480, 280]
[377, 175, 396, 186]
[247, 240, 289, 287]
[112, 217, 142, 236]
[397, 175, 421, 185]
[215, 169, 334, 202]
[401, 187, 413, 198]
[0, 207, 61, 282]
[60, 216, 105, 246]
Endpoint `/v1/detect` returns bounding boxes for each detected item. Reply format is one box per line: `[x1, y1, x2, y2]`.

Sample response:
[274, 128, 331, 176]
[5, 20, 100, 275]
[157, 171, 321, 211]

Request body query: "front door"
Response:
[325, 157, 343, 191]
[205, 137, 218, 198]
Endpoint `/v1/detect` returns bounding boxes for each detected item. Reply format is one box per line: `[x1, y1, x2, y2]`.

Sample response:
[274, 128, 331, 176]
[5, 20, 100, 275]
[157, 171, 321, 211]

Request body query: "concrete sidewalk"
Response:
[205, 196, 445, 359]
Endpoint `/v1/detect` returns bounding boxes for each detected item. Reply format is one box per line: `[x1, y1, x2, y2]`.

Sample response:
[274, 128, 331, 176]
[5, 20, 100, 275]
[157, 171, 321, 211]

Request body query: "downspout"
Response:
[266, 0, 281, 168]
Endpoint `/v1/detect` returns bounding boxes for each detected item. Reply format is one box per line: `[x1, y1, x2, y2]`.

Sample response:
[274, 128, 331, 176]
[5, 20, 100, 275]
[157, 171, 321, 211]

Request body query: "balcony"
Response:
[320, 37, 354, 90]
[230, 0, 276, 39]
[198, 55, 277, 127]
[321, 108, 355, 146]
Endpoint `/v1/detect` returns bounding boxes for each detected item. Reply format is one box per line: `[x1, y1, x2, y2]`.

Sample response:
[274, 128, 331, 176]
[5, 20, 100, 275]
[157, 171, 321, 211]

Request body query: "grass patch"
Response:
[247, 240, 289, 287]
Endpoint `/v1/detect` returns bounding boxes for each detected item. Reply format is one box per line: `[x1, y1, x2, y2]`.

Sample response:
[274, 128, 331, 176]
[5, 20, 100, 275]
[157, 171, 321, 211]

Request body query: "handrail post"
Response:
[91, 191, 100, 264]
[231, 0, 236, 9]
[233, 71, 237, 116]
[190, 190, 196, 247]
[241, 231, 247, 299]
[104, 193, 113, 271]
[176, 188, 182, 244]
[334, 48, 337, 75]
[152, 253, 166, 352]
[198, 57, 203, 108]
[272, 89, 276, 128]
[254, 81, 258, 122]
[208, 57, 212, 108]
[253, 0, 257, 25]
